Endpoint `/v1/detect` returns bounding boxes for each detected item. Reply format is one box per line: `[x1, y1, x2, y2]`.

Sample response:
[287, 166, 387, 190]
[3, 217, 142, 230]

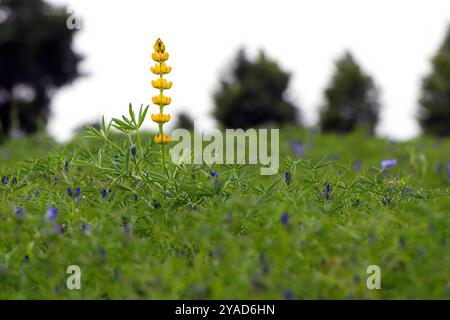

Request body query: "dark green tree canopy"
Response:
[174, 112, 194, 130]
[0, 0, 82, 139]
[319, 51, 380, 135]
[419, 26, 450, 136]
[213, 49, 300, 129]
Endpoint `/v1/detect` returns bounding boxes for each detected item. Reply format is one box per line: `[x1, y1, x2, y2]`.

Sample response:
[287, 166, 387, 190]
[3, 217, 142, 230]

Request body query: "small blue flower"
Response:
[353, 160, 362, 171]
[23, 255, 30, 263]
[381, 159, 397, 169]
[66, 188, 72, 196]
[447, 163, 450, 177]
[98, 247, 106, 258]
[210, 170, 218, 178]
[133, 194, 139, 201]
[226, 212, 233, 221]
[283, 289, 294, 300]
[101, 189, 107, 198]
[15, 208, 24, 216]
[34, 191, 40, 197]
[1, 176, 7, 185]
[81, 224, 89, 233]
[55, 224, 64, 234]
[284, 171, 292, 185]
[9, 129, 24, 139]
[75, 187, 81, 196]
[259, 253, 270, 274]
[123, 223, 131, 236]
[323, 182, 331, 200]
[47, 207, 57, 221]
[399, 236, 406, 249]
[291, 141, 304, 157]
[401, 188, 414, 195]
[152, 199, 161, 209]
[383, 197, 392, 206]
[280, 212, 290, 225]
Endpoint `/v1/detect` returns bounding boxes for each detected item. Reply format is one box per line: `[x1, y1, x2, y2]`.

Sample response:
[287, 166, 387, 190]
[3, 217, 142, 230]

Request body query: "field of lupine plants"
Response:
[0, 124, 449, 299]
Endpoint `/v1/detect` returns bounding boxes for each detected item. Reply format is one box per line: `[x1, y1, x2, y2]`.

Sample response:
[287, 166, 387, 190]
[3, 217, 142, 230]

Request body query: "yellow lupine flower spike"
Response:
[151, 38, 172, 149]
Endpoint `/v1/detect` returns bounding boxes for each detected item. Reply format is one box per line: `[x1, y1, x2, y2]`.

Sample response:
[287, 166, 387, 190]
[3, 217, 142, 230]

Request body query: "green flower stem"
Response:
[159, 82, 167, 174]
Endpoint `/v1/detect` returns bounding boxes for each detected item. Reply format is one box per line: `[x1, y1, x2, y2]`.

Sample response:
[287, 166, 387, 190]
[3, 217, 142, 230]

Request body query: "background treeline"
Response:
[1, 0, 450, 141]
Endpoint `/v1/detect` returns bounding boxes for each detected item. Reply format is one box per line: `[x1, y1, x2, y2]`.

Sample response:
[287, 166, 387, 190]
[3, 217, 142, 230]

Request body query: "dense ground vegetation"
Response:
[0, 128, 449, 299]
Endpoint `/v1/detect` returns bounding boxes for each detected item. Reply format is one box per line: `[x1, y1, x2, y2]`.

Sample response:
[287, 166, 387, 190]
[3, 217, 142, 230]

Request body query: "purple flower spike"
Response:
[381, 159, 397, 169]
[47, 207, 57, 221]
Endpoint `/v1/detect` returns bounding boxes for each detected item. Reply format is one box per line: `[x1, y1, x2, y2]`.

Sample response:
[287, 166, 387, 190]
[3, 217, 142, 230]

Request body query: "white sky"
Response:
[47, 0, 450, 142]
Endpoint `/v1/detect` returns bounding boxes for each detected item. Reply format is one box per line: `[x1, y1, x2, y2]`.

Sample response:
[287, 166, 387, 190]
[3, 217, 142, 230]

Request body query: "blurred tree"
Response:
[0, 0, 82, 140]
[213, 49, 299, 129]
[174, 112, 194, 130]
[419, 26, 450, 136]
[319, 51, 380, 135]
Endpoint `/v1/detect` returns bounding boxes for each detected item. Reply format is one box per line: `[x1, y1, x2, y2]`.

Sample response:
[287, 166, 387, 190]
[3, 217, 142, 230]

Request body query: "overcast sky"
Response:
[47, 0, 450, 142]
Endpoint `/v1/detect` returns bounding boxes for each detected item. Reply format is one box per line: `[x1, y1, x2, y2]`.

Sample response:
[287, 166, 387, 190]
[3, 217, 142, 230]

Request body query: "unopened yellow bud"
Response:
[153, 38, 166, 53]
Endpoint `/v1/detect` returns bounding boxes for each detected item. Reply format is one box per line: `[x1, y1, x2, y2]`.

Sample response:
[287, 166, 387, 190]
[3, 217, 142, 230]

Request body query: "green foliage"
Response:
[419, 26, 450, 136]
[319, 52, 380, 135]
[1, 125, 449, 299]
[84, 103, 150, 174]
[213, 49, 300, 129]
[0, 0, 82, 139]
